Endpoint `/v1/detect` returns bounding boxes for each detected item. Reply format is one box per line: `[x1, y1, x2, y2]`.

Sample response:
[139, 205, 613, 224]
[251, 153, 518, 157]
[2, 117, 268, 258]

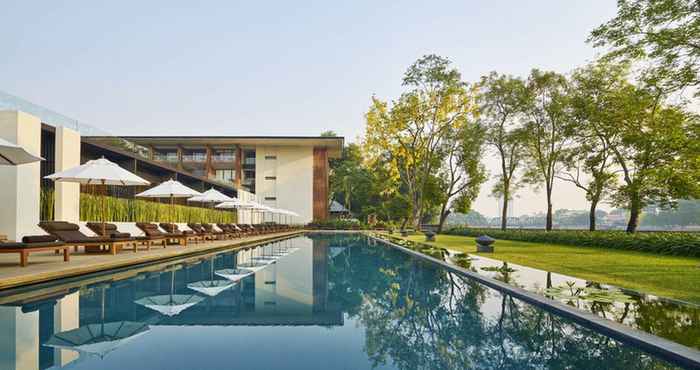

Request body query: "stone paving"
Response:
[0, 231, 302, 290]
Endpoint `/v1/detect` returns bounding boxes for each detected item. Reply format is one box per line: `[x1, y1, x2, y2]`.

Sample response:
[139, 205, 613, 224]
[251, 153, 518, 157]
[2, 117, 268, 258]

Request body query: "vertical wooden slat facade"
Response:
[235, 146, 242, 189]
[312, 147, 329, 221]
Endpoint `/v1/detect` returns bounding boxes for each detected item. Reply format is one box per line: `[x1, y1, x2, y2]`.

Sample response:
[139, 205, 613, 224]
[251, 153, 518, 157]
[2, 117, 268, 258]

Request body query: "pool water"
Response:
[0, 233, 684, 369]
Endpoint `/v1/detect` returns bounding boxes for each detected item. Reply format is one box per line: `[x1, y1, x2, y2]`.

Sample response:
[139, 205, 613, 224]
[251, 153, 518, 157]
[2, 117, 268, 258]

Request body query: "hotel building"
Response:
[0, 93, 342, 240]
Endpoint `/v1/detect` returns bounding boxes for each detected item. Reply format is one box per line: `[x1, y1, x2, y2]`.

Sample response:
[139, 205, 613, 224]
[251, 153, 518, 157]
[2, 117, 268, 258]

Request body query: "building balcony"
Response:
[182, 154, 206, 162]
[153, 154, 179, 162]
[212, 154, 235, 162]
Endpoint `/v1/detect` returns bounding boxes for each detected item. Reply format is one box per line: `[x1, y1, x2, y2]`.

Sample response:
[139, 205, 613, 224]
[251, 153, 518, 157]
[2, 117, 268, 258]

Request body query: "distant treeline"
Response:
[447, 200, 700, 231]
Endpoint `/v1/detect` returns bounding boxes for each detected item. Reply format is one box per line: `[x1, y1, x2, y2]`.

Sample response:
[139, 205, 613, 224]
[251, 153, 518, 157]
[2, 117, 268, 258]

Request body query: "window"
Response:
[216, 170, 235, 183]
[264, 155, 277, 160]
[265, 176, 276, 180]
[264, 197, 277, 201]
[212, 149, 235, 162]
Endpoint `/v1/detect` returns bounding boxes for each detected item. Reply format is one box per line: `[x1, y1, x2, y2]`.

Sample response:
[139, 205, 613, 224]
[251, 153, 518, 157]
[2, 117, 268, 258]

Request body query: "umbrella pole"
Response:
[170, 195, 174, 224]
[101, 180, 107, 237]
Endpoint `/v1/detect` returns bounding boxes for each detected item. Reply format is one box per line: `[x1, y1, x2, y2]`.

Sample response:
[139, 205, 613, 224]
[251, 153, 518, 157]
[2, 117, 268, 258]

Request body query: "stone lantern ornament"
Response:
[476, 235, 495, 253]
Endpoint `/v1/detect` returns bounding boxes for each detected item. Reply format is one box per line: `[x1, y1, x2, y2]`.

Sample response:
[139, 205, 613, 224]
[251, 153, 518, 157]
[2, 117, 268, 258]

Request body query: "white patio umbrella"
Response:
[44, 321, 150, 359]
[186, 258, 236, 297]
[0, 137, 43, 165]
[44, 285, 150, 359]
[135, 294, 205, 317]
[215, 267, 254, 282]
[187, 188, 233, 206]
[134, 270, 205, 317]
[45, 157, 150, 235]
[249, 201, 274, 224]
[135, 179, 201, 222]
[216, 198, 256, 224]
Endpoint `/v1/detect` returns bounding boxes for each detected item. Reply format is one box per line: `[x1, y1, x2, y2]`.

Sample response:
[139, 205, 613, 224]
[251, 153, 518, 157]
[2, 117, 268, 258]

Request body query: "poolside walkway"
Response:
[0, 231, 302, 291]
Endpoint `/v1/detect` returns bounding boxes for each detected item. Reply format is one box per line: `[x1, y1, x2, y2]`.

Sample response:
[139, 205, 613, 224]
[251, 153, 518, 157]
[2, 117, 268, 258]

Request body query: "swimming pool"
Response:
[0, 233, 691, 369]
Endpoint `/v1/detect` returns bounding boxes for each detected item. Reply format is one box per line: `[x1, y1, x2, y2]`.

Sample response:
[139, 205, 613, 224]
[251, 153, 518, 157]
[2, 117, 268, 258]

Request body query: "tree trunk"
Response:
[545, 190, 553, 231]
[437, 208, 450, 233]
[626, 200, 641, 233]
[588, 198, 599, 232]
[500, 189, 509, 231]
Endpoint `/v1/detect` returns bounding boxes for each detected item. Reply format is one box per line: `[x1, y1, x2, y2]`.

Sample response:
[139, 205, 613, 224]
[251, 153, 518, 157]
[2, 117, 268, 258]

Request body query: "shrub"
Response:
[306, 219, 366, 230]
[80, 192, 235, 224]
[444, 227, 700, 257]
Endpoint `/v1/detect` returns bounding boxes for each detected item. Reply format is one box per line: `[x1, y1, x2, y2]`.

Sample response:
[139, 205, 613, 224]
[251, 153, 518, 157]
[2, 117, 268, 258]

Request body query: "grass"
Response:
[400, 233, 700, 304]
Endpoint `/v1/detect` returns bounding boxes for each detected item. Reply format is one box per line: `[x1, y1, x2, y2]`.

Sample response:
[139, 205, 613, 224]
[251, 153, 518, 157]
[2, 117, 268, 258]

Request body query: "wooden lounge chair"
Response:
[135, 223, 187, 246]
[38, 221, 130, 255]
[187, 223, 214, 241]
[217, 223, 241, 238]
[0, 235, 69, 267]
[201, 223, 227, 239]
[160, 223, 203, 244]
[86, 222, 160, 251]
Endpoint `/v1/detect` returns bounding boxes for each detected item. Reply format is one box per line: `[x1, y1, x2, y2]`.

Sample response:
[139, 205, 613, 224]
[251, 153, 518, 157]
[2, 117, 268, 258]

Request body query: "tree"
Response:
[603, 83, 700, 232]
[435, 122, 487, 232]
[520, 70, 571, 231]
[477, 72, 528, 230]
[320, 130, 338, 137]
[562, 61, 625, 231]
[364, 55, 478, 227]
[329, 143, 373, 218]
[590, 0, 700, 95]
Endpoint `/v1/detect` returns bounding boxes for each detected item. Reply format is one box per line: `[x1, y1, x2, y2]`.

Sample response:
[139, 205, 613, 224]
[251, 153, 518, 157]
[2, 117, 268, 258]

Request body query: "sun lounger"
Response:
[39, 221, 133, 255]
[187, 223, 214, 241]
[135, 223, 187, 246]
[201, 223, 227, 239]
[0, 235, 69, 267]
[86, 222, 160, 251]
[160, 223, 203, 244]
[216, 224, 241, 238]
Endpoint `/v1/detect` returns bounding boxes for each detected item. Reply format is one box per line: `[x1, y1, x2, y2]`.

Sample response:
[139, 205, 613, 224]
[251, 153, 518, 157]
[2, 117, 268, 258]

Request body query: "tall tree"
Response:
[602, 82, 700, 232]
[329, 143, 373, 218]
[562, 61, 625, 231]
[520, 70, 571, 231]
[590, 0, 700, 95]
[364, 55, 477, 227]
[477, 72, 528, 230]
[435, 122, 487, 232]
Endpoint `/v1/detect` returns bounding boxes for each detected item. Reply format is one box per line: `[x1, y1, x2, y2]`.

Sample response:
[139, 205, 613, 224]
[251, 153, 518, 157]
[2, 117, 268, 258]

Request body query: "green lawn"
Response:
[400, 233, 700, 304]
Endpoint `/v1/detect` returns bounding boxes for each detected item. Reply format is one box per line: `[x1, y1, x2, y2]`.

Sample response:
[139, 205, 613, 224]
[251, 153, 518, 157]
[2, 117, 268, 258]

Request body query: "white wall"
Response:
[53, 292, 80, 367]
[0, 111, 42, 241]
[0, 306, 39, 370]
[255, 146, 313, 224]
[54, 126, 81, 222]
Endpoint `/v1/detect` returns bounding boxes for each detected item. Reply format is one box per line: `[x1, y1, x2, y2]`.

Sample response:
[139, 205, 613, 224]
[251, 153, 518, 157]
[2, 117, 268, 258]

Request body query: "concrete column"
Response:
[54, 126, 81, 222]
[0, 306, 39, 370]
[0, 111, 42, 241]
[53, 291, 79, 367]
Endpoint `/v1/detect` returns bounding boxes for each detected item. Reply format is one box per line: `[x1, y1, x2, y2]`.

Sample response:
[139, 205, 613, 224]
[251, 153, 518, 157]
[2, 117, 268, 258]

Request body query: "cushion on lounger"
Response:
[22, 235, 58, 243]
[110, 232, 131, 239]
[0, 241, 64, 249]
[39, 221, 79, 231]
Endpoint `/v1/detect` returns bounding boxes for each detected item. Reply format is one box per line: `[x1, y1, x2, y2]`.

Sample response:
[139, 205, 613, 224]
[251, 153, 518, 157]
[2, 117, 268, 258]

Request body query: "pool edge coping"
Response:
[0, 231, 304, 293]
[367, 233, 700, 369]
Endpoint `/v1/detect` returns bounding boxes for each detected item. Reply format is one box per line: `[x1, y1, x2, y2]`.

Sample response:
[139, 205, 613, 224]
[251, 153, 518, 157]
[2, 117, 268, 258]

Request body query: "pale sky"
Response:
[0, 1, 619, 217]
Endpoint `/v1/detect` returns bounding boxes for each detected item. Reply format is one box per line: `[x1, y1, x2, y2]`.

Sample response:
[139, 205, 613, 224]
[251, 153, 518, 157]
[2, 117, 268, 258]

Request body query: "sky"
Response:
[0, 1, 620, 217]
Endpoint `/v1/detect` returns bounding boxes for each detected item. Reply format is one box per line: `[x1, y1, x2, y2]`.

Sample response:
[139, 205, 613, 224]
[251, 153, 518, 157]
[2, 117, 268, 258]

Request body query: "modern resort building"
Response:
[0, 92, 343, 241]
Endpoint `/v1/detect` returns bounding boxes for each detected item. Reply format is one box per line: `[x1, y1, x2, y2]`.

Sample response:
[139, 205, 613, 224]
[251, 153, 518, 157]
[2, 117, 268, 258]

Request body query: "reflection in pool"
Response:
[0, 234, 686, 369]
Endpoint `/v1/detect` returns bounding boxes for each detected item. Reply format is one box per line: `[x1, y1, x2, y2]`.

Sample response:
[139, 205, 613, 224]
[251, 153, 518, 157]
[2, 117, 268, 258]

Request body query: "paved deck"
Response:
[0, 231, 302, 291]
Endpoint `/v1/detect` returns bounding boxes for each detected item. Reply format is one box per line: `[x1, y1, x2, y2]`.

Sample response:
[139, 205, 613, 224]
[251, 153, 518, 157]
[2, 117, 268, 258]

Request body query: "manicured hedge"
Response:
[444, 227, 700, 257]
[306, 219, 365, 230]
[80, 193, 235, 224]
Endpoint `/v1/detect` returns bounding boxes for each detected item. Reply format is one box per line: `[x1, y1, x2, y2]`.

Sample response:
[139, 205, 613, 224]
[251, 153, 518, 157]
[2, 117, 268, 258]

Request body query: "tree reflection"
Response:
[327, 239, 677, 370]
